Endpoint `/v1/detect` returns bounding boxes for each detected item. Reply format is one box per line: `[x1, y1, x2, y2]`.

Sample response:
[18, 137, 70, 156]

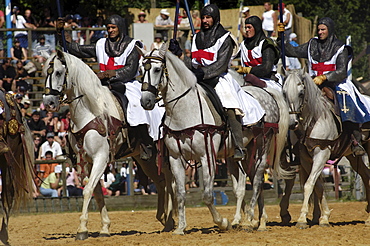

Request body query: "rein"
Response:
[44, 55, 84, 105]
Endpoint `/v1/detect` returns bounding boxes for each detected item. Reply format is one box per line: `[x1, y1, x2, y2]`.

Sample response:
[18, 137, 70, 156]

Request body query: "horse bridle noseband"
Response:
[141, 52, 193, 106]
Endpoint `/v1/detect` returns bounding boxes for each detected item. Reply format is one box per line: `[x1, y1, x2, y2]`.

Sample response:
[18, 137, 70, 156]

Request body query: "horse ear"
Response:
[158, 42, 168, 59]
[56, 49, 66, 63]
[135, 45, 146, 57]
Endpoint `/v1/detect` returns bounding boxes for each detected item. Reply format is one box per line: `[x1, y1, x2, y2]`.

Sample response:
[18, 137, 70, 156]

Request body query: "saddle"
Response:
[111, 90, 128, 121]
[321, 86, 341, 116]
[198, 82, 227, 124]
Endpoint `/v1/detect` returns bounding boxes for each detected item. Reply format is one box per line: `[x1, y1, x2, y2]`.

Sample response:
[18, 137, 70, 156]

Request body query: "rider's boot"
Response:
[137, 125, 153, 161]
[227, 109, 245, 161]
[351, 130, 365, 156]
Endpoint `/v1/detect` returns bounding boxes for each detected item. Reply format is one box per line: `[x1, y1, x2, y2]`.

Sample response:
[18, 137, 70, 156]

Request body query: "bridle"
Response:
[44, 55, 83, 104]
[141, 51, 192, 106]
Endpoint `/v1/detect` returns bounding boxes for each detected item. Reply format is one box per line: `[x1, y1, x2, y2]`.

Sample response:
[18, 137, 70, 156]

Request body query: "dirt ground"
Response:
[8, 201, 370, 246]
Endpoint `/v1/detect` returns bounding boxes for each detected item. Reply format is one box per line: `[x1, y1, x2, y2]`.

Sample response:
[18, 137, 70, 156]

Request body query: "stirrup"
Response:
[234, 148, 245, 161]
[352, 144, 365, 156]
[140, 143, 152, 161]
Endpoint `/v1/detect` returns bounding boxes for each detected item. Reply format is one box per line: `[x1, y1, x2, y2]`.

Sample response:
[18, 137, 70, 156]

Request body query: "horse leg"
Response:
[296, 148, 330, 229]
[257, 190, 268, 231]
[135, 156, 175, 232]
[347, 154, 370, 225]
[169, 156, 187, 235]
[228, 158, 246, 228]
[280, 177, 295, 225]
[201, 156, 231, 232]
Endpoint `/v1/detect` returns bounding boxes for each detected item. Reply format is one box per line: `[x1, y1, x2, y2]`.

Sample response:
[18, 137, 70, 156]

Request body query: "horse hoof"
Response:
[281, 214, 292, 225]
[243, 226, 253, 233]
[319, 223, 331, 228]
[257, 227, 268, 232]
[76, 231, 88, 240]
[232, 224, 242, 230]
[365, 220, 370, 226]
[172, 229, 185, 235]
[219, 218, 231, 231]
[99, 233, 111, 237]
[295, 222, 309, 229]
[162, 219, 175, 232]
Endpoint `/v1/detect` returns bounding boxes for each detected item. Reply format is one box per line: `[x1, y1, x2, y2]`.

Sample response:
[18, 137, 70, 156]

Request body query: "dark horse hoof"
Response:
[75, 231, 88, 240]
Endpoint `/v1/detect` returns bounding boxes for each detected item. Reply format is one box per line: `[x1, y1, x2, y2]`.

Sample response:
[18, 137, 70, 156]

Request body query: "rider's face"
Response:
[317, 24, 329, 40]
[245, 24, 255, 38]
[107, 24, 119, 39]
[201, 15, 214, 30]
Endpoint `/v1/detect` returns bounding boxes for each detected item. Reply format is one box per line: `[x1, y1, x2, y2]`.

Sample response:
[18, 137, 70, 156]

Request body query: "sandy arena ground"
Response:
[8, 201, 370, 245]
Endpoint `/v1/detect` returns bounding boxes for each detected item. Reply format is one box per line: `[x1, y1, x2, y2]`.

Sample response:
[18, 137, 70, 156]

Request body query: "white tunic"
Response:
[191, 33, 265, 125]
[95, 38, 164, 140]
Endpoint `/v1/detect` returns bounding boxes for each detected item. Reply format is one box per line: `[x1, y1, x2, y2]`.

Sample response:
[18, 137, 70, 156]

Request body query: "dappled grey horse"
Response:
[139, 44, 289, 233]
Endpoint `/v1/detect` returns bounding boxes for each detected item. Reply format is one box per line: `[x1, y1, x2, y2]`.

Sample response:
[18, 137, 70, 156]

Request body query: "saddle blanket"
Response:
[125, 80, 165, 141]
[261, 73, 283, 93]
[215, 72, 265, 125]
[336, 79, 370, 123]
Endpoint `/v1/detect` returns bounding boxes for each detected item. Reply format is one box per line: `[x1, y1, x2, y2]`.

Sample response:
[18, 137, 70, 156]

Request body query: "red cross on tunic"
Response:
[99, 57, 124, 71]
[244, 50, 263, 67]
[311, 63, 336, 76]
[192, 50, 215, 64]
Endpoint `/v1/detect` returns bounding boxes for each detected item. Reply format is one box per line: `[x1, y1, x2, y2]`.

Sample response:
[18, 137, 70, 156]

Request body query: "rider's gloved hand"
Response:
[313, 74, 327, 85]
[105, 70, 116, 78]
[96, 71, 106, 80]
[169, 39, 183, 57]
[236, 66, 252, 74]
[192, 67, 204, 82]
[56, 17, 65, 34]
[277, 23, 285, 33]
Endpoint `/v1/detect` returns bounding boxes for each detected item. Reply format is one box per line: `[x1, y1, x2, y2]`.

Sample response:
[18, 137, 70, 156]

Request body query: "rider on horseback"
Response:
[280, 17, 370, 156]
[170, 4, 265, 161]
[56, 15, 162, 160]
[236, 16, 282, 92]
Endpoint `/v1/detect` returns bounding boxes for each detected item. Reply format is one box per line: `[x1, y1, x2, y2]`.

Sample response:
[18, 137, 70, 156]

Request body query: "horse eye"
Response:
[56, 71, 61, 77]
[154, 67, 161, 73]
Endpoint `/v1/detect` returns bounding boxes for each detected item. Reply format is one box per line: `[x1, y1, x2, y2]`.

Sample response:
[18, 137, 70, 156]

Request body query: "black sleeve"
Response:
[250, 46, 276, 78]
[284, 40, 309, 59]
[201, 36, 233, 80]
[66, 42, 97, 58]
[108, 47, 140, 83]
[325, 48, 348, 84]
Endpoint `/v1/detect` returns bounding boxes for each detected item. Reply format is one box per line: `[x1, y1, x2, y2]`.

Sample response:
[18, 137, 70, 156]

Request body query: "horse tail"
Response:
[265, 88, 295, 180]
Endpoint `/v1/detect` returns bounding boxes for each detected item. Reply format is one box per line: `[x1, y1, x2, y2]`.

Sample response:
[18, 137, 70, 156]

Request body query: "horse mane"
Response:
[164, 51, 207, 97]
[62, 52, 112, 117]
[302, 72, 332, 122]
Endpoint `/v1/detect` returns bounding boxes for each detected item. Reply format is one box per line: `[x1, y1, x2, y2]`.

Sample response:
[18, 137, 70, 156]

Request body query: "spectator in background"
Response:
[10, 39, 28, 65]
[14, 61, 30, 90]
[150, 33, 164, 50]
[80, 16, 92, 45]
[240, 7, 251, 39]
[33, 34, 55, 70]
[39, 164, 63, 197]
[278, 3, 292, 37]
[38, 7, 56, 51]
[0, 9, 4, 62]
[64, 15, 79, 43]
[72, 14, 83, 44]
[136, 12, 148, 23]
[12, 6, 36, 51]
[24, 8, 39, 48]
[191, 10, 201, 33]
[261, 2, 277, 37]
[27, 111, 47, 140]
[89, 16, 107, 44]
[22, 99, 32, 119]
[107, 167, 123, 196]
[42, 111, 57, 135]
[0, 59, 17, 92]
[155, 9, 174, 42]
[33, 134, 42, 160]
[65, 161, 83, 197]
[39, 132, 63, 159]
[38, 150, 58, 180]
[287, 33, 301, 70]
[15, 93, 24, 109]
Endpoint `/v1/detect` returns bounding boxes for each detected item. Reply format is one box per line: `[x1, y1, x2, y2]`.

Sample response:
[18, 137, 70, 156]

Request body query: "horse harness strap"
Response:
[71, 116, 123, 149]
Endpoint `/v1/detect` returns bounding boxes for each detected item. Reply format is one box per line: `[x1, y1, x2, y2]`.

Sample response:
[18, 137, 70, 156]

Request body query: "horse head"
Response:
[140, 43, 168, 110]
[43, 50, 69, 112]
[283, 69, 305, 130]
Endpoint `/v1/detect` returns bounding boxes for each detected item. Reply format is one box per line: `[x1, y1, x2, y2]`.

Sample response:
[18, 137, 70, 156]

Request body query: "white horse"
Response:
[42, 51, 175, 240]
[139, 45, 289, 233]
[283, 69, 370, 228]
